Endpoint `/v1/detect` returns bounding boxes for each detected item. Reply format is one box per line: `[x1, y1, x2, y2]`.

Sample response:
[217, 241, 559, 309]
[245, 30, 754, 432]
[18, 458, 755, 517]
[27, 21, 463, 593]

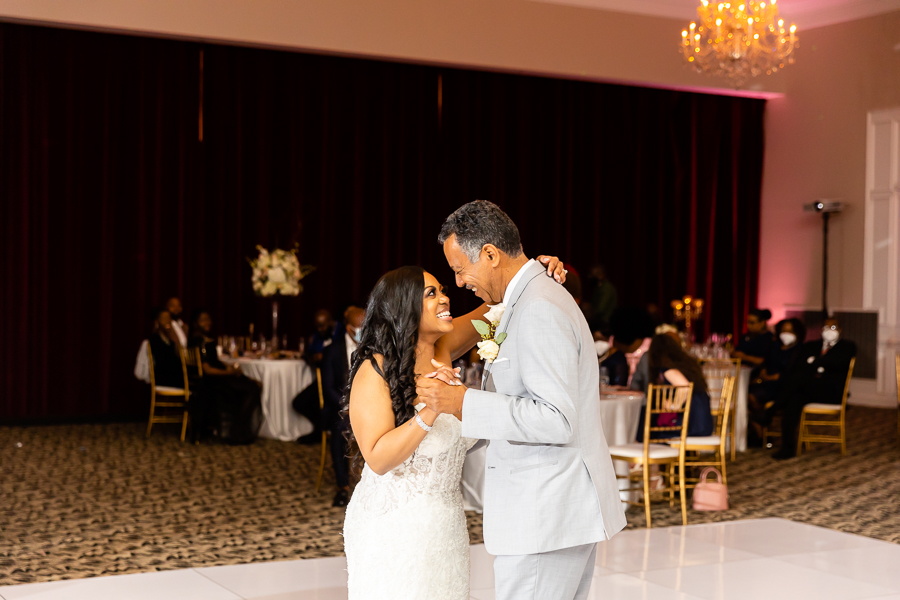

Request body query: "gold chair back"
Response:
[797, 357, 856, 456]
[670, 375, 735, 488]
[699, 358, 741, 412]
[714, 375, 735, 441]
[643, 383, 694, 448]
[146, 341, 191, 442]
[700, 357, 741, 460]
[181, 347, 203, 378]
[315, 367, 329, 492]
[610, 383, 694, 528]
[841, 357, 856, 411]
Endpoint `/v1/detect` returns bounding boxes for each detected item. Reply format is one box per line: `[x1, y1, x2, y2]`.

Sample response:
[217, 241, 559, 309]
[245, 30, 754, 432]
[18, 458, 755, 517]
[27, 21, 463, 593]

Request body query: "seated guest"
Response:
[732, 308, 774, 373]
[292, 306, 363, 440]
[165, 297, 189, 347]
[630, 323, 681, 393]
[321, 306, 366, 507]
[748, 318, 806, 434]
[307, 309, 341, 365]
[148, 308, 185, 388]
[189, 309, 263, 445]
[598, 324, 628, 387]
[605, 307, 654, 386]
[637, 333, 713, 439]
[599, 348, 629, 387]
[768, 317, 856, 460]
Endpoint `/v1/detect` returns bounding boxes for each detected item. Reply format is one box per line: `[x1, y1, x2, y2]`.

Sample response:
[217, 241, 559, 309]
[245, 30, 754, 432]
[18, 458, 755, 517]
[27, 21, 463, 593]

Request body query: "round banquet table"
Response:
[460, 390, 644, 513]
[223, 357, 315, 441]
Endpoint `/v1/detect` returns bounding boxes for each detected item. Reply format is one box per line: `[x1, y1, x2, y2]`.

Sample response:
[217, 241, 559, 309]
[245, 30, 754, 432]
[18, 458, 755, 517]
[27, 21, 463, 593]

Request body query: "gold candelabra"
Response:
[671, 295, 704, 340]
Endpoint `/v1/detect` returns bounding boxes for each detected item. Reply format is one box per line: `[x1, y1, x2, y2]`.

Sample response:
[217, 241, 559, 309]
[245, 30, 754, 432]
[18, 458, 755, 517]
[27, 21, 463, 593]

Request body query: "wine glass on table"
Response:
[599, 366, 610, 393]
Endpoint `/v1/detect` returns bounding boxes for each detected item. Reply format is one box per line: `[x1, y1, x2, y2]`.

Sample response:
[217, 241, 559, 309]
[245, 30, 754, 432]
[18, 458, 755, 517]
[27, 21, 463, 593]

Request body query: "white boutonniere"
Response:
[473, 303, 507, 363]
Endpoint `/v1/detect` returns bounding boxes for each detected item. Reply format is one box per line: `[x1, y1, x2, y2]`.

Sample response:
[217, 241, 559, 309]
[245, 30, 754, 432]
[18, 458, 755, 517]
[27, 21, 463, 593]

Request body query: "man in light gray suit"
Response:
[417, 200, 626, 600]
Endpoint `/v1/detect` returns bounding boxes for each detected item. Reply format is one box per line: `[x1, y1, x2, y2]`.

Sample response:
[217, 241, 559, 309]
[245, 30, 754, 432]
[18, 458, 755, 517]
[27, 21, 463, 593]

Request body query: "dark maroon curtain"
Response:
[0, 23, 764, 421]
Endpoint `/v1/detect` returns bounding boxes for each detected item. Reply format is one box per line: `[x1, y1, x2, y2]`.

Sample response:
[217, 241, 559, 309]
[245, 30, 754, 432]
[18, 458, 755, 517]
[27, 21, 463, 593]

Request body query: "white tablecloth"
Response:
[599, 392, 645, 504]
[461, 391, 644, 512]
[226, 357, 315, 441]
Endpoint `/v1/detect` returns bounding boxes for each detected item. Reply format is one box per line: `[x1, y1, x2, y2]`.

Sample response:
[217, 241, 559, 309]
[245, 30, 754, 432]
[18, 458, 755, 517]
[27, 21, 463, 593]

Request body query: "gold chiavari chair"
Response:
[668, 375, 735, 487]
[182, 346, 203, 378]
[146, 345, 198, 442]
[609, 384, 693, 528]
[315, 368, 329, 492]
[699, 357, 741, 460]
[797, 357, 855, 456]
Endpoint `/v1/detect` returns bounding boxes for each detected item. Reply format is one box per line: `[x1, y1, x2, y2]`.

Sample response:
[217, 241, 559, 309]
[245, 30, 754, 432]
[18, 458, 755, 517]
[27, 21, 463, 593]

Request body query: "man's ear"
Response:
[482, 244, 502, 267]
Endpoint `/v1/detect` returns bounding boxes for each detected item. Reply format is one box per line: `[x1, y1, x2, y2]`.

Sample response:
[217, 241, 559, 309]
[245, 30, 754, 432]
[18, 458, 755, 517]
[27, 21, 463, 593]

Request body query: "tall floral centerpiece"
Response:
[248, 245, 315, 348]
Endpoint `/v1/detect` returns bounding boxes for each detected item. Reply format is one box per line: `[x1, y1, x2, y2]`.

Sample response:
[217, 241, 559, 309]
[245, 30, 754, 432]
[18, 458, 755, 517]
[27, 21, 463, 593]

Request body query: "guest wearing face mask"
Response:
[767, 317, 856, 459]
[748, 319, 806, 441]
[320, 306, 366, 507]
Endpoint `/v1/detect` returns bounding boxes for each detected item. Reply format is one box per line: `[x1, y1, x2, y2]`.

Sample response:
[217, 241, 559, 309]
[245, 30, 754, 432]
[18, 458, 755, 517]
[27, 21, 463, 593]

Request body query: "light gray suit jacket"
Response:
[461, 261, 627, 556]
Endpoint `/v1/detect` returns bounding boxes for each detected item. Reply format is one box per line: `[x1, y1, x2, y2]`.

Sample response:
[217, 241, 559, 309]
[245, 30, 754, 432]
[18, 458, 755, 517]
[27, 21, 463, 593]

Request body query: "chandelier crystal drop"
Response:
[680, 0, 798, 87]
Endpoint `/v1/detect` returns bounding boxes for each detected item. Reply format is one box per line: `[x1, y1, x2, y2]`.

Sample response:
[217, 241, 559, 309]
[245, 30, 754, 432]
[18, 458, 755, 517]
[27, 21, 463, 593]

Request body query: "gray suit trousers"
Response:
[493, 542, 597, 600]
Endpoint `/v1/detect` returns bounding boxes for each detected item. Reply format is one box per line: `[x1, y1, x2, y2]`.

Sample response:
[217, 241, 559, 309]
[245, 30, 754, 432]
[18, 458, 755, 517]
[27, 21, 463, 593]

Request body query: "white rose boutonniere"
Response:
[472, 303, 507, 364]
[476, 340, 500, 362]
[483, 303, 506, 324]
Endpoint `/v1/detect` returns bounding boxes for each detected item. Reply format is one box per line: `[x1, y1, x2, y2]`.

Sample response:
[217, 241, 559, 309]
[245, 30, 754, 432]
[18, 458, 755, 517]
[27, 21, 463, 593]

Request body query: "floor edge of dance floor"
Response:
[3, 518, 900, 600]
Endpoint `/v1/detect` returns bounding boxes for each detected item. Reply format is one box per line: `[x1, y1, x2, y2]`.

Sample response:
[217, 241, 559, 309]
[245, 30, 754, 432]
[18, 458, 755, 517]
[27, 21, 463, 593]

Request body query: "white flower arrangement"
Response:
[248, 245, 315, 297]
[472, 303, 507, 363]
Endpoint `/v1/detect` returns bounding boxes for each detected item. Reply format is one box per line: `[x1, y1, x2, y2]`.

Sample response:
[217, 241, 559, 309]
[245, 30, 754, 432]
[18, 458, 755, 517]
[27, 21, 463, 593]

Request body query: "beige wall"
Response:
[0, 0, 783, 96]
[759, 11, 900, 320]
[3, 0, 898, 319]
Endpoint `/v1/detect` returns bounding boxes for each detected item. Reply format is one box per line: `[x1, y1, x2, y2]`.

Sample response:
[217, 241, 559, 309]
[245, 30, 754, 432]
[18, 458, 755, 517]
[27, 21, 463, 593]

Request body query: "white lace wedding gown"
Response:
[344, 403, 477, 599]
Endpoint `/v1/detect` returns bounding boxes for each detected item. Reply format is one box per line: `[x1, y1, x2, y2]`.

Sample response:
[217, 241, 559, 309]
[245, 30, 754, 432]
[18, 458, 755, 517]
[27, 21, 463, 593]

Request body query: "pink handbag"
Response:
[693, 467, 729, 511]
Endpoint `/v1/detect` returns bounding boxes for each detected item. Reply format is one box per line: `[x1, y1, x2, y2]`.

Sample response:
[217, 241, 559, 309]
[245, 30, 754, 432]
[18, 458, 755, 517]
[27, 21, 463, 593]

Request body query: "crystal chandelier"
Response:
[680, 0, 798, 87]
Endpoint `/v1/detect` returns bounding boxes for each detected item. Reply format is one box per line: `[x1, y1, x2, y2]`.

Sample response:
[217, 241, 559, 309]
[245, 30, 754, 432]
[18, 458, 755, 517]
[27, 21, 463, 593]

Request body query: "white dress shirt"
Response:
[345, 332, 358, 367]
[171, 320, 188, 347]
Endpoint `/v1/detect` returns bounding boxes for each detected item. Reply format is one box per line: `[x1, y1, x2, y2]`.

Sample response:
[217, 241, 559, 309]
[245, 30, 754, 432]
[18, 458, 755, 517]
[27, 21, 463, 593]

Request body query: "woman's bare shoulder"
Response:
[352, 354, 387, 387]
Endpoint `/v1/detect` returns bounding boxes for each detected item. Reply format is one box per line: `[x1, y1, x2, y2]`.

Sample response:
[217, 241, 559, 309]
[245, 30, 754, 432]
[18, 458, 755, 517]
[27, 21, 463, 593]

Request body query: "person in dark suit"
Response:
[307, 309, 342, 366]
[768, 317, 856, 459]
[188, 309, 263, 445]
[733, 308, 775, 377]
[148, 308, 185, 388]
[321, 306, 366, 507]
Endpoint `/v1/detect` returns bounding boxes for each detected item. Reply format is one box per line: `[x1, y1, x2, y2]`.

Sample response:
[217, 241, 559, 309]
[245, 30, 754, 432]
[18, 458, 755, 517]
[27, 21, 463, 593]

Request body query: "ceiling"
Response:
[531, 0, 900, 29]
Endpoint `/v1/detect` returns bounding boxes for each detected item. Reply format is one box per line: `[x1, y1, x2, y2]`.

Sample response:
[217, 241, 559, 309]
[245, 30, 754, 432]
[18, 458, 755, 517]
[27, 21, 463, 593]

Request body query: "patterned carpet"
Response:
[1, 406, 898, 585]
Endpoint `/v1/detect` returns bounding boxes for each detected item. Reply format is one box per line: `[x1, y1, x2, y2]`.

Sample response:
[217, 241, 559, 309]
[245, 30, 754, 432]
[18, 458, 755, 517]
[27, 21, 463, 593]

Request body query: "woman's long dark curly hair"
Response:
[648, 334, 708, 395]
[342, 266, 425, 469]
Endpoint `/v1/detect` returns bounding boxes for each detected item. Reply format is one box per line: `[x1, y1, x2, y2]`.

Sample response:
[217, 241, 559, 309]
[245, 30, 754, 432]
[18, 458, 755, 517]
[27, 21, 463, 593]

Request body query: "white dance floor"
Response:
[3, 518, 900, 600]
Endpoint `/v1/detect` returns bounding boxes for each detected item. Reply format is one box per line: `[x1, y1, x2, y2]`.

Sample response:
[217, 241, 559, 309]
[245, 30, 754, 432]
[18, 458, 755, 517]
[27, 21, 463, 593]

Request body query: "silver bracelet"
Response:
[414, 413, 433, 432]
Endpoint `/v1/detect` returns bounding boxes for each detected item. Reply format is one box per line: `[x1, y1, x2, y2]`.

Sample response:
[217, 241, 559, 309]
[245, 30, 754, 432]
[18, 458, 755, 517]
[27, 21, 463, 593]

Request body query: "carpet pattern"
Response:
[1, 406, 898, 585]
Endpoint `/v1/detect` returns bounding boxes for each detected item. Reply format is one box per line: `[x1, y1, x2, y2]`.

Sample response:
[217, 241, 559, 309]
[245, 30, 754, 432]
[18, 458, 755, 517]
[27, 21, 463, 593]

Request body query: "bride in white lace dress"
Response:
[343, 261, 566, 599]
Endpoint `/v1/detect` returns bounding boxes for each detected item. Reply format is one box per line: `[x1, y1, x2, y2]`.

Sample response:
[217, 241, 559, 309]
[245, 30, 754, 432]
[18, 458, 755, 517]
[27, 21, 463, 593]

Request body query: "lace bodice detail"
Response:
[351, 405, 477, 514]
[343, 405, 477, 600]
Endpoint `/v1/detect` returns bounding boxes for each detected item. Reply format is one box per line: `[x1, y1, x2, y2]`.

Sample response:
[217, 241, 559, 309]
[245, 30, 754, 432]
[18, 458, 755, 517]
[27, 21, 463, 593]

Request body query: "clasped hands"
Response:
[416, 359, 467, 416]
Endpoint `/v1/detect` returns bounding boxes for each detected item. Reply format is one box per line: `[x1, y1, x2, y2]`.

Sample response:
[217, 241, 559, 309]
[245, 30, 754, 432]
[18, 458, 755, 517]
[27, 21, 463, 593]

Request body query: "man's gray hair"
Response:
[438, 200, 523, 263]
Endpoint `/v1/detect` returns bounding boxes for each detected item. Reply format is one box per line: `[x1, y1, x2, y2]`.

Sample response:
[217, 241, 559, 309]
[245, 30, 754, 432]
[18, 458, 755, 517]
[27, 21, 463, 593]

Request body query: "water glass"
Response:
[599, 366, 610, 391]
